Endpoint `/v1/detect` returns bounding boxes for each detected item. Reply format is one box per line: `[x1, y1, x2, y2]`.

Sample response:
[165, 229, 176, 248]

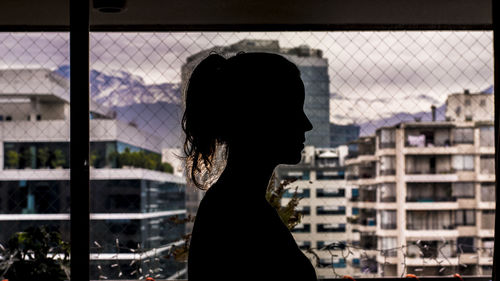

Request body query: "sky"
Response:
[0, 31, 494, 125]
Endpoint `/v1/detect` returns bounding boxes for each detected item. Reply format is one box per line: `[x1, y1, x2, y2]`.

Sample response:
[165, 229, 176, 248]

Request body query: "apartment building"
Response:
[277, 145, 362, 278]
[346, 90, 495, 277]
[0, 69, 187, 279]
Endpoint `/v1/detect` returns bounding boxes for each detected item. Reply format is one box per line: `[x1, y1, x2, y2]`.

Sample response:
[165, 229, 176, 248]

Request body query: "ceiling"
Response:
[0, 0, 492, 31]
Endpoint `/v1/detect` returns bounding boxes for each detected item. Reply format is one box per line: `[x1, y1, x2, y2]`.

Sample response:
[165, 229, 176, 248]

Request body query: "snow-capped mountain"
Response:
[54, 65, 181, 107]
[53, 66, 183, 148]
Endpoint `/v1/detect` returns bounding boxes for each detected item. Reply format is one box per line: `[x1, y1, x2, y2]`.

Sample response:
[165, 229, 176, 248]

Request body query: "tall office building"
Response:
[0, 69, 187, 279]
[346, 90, 495, 277]
[330, 123, 361, 148]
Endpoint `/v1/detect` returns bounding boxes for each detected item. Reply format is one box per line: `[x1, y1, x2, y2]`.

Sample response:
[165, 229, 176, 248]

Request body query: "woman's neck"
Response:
[214, 148, 277, 200]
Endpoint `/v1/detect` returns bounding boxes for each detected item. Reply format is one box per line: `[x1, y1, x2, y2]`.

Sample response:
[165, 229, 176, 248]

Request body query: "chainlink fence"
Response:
[0, 31, 494, 280]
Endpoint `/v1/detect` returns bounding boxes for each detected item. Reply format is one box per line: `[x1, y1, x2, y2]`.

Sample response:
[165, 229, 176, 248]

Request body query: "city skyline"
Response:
[0, 32, 493, 126]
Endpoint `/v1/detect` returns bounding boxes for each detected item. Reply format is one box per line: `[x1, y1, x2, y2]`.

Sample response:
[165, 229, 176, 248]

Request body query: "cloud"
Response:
[0, 31, 493, 124]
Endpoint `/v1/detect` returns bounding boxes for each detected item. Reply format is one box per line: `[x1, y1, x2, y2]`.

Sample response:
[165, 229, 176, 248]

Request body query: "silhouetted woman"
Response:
[183, 52, 316, 281]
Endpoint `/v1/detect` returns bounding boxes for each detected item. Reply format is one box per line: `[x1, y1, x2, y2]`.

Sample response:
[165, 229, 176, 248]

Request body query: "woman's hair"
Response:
[182, 52, 298, 189]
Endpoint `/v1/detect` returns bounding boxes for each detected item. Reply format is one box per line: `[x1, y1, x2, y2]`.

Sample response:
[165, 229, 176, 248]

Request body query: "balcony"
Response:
[406, 196, 457, 203]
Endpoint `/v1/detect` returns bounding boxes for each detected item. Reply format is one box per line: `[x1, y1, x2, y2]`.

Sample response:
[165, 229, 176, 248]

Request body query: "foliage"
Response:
[89, 149, 99, 167]
[160, 162, 174, 173]
[265, 173, 303, 230]
[51, 149, 66, 168]
[0, 226, 70, 281]
[37, 147, 50, 168]
[106, 147, 174, 173]
[21, 148, 33, 168]
[6, 150, 19, 169]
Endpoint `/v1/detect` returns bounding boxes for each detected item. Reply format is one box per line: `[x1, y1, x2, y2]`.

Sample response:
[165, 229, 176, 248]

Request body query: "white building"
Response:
[277, 145, 359, 278]
[346, 90, 495, 277]
[0, 68, 188, 279]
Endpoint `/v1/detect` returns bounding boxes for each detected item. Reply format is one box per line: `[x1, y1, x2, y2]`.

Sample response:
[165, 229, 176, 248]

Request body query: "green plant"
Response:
[90, 150, 99, 168]
[51, 149, 66, 168]
[265, 173, 303, 230]
[21, 148, 33, 169]
[118, 147, 133, 167]
[6, 150, 19, 169]
[160, 162, 174, 174]
[37, 147, 50, 168]
[106, 151, 120, 168]
[0, 226, 70, 281]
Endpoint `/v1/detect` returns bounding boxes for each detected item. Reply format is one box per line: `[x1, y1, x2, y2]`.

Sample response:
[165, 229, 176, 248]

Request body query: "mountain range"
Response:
[54, 65, 183, 148]
[54, 66, 486, 146]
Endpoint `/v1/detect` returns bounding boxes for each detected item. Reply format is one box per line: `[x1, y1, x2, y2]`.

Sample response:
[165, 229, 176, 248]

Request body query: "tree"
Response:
[0, 226, 70, 281]
[51, 149, 66, 168]
[37, 147, 50, 168]
[21, 148, 33, 169]
[265, 173, 303, 230]
[6, 150, 19, 169]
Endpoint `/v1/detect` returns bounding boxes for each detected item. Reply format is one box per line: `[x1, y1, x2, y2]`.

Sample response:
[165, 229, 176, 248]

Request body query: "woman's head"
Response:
[182, 52, 313, 188]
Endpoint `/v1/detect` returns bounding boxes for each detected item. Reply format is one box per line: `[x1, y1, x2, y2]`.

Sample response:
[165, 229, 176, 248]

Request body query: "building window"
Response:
[480, 99, 486, 106]
[318, 258, 346, 268]
[407, 211, 454, 230]
[317, 223, 346, 233]
[316, 205, 345, 215]
[291, 223, 310, 233]
[379, 183, 396, 202]
[457, 237, 475, 253]
[380, 210, 397, 229]
[379, 237, 397, 257]
[316, 241, 346, 250]
[296, 205, 310, 216]
[451, 182, 475, 199]
[379, 156, 396, 176]
[455, 209, 476, 226]
[451, 155, 474, 171]
[480, 126, 494, 146]
[465, 98, 471, 106]
[379, 128, 395, 148]
[316, 170, 343, 180]
[481, 183, 496, 202]
[297, 240, 311, 250]
[481, 210, 495, 229]
[283, 188, 310, 198]
[406, 183, 453, 202]
[453, 128, 474, 144]
[480, 155, 495, 174]
[316, 188, 345, 197]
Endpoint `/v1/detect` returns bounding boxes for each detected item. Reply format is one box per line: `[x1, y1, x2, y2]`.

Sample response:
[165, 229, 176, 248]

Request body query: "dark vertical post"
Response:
[493, 0, 498, 279]
[70, 0, 90, 280]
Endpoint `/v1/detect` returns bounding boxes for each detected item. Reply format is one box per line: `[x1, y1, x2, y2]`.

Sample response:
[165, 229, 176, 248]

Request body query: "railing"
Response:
[406, 224, 456, 230]
[380, 169, 396, 176]
[381, 223, 397, 229]
[380, 196, 397, 202]
[379, 142, 396, 149]
[406, 196, 457, 202]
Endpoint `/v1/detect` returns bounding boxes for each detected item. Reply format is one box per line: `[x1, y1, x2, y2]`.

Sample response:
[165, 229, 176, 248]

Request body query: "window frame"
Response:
[1, 0, 496, 280]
